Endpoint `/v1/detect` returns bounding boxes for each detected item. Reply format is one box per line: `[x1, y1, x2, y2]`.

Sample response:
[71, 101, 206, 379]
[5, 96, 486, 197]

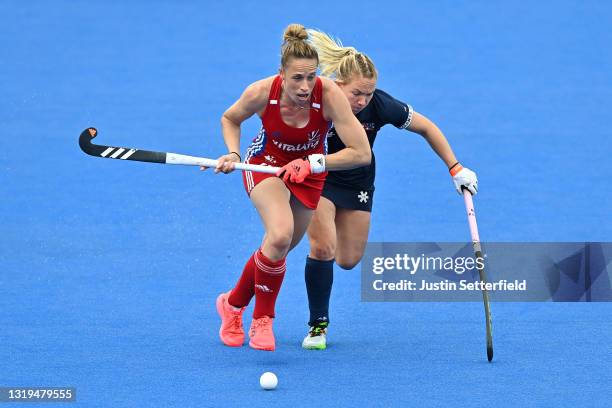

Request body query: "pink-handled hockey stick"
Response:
[463, 189, 494, 362]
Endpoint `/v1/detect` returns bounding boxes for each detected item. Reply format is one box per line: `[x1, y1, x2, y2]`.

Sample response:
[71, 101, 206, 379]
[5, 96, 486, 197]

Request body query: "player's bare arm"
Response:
[408, 111, 458, 168]
[215, 77, 274, 173]
[321, 77, 371, 171]
[408, 112, 477, 194]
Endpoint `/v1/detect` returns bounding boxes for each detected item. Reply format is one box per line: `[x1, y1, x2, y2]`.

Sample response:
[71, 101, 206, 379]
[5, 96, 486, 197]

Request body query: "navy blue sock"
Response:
[305, 256, 334, 326]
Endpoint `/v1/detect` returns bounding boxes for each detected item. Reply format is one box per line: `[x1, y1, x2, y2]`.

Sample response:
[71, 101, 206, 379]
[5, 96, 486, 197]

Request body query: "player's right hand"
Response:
[200, 153, 240, 174]
[216, 153, 241, 174]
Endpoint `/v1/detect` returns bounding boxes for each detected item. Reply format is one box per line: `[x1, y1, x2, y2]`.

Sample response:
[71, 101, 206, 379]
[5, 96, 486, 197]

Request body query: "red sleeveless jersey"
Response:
[245, 76, 330, 169]
[243, 75, 331, 208]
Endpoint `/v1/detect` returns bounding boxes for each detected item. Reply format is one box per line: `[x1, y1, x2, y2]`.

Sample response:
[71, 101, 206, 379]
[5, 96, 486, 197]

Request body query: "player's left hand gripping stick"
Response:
[450, 162, 478, 195]
[276, 154, 325, 183]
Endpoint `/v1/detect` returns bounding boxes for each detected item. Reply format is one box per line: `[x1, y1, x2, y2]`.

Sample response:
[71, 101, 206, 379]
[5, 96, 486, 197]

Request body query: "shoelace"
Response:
[251, 317, 271, 334]
[309, 325, 327, 337]
[230, 314, 243, 333]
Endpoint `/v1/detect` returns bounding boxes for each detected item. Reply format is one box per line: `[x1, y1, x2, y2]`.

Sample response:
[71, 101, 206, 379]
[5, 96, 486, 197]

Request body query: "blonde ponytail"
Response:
[307, 29, 377, 82]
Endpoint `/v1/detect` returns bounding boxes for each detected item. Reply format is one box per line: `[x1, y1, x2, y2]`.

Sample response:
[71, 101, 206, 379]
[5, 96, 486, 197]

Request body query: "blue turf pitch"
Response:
[1, 1, 611, 406]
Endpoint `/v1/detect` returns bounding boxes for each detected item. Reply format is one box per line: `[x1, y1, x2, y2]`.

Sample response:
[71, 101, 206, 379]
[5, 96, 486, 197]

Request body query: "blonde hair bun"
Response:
[281, 24, 318, 67]
[283, 24, 308, 42]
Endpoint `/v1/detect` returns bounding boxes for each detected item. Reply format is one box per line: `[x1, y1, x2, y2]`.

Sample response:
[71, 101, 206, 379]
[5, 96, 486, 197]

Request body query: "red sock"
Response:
[228, 252, 256, 308]
[253, 249, 286, 318]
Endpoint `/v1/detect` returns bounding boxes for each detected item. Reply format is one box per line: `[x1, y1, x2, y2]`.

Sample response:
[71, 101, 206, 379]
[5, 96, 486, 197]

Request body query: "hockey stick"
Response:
[462, 189, 494, 362]
[78, 127, 279, 174]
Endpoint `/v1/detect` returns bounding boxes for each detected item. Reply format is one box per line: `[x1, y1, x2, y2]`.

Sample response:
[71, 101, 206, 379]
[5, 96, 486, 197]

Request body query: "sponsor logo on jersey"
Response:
[362, 122, 376, 131]
[272, 129, 321, 152]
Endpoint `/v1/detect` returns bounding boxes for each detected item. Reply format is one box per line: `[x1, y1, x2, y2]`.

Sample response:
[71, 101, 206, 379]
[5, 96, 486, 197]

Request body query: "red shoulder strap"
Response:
[311, 77, 323, 110]
[268, 76, 282, 105]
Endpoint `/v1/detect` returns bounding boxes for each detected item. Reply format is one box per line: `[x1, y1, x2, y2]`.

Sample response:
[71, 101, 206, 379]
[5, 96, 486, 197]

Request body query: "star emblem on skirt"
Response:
[358, 191, 369, 203]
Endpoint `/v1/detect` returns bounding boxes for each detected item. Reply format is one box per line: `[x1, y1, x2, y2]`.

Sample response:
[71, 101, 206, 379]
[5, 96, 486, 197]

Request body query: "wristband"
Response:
[307, 154, 326, 174]
[229, 151, 241, 162]
[449, 162, 463, 177]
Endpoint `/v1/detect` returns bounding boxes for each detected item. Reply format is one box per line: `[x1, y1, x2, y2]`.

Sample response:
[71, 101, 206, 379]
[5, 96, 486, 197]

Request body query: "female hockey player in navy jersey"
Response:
[301, 29, 478, 350]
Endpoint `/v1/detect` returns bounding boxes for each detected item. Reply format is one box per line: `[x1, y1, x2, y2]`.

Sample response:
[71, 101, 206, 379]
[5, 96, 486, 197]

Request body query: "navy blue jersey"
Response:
[325, 89, 413, 190]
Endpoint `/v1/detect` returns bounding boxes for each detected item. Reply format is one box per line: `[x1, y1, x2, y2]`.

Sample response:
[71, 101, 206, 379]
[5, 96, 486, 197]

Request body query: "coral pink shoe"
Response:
[216, 292, 246, 347]
[248, 316, 275, 351]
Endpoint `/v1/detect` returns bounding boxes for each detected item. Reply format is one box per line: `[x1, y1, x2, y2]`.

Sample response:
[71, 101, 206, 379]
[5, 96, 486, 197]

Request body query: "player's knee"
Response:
[266, 227, 294, 254]
[309, 239, 336, 261]
[335, 254, 362, 270]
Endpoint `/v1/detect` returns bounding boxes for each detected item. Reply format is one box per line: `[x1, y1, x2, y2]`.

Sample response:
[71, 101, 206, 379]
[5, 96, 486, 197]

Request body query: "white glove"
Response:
[307, 154, 326, 174]
[450, 163, 478, 195]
